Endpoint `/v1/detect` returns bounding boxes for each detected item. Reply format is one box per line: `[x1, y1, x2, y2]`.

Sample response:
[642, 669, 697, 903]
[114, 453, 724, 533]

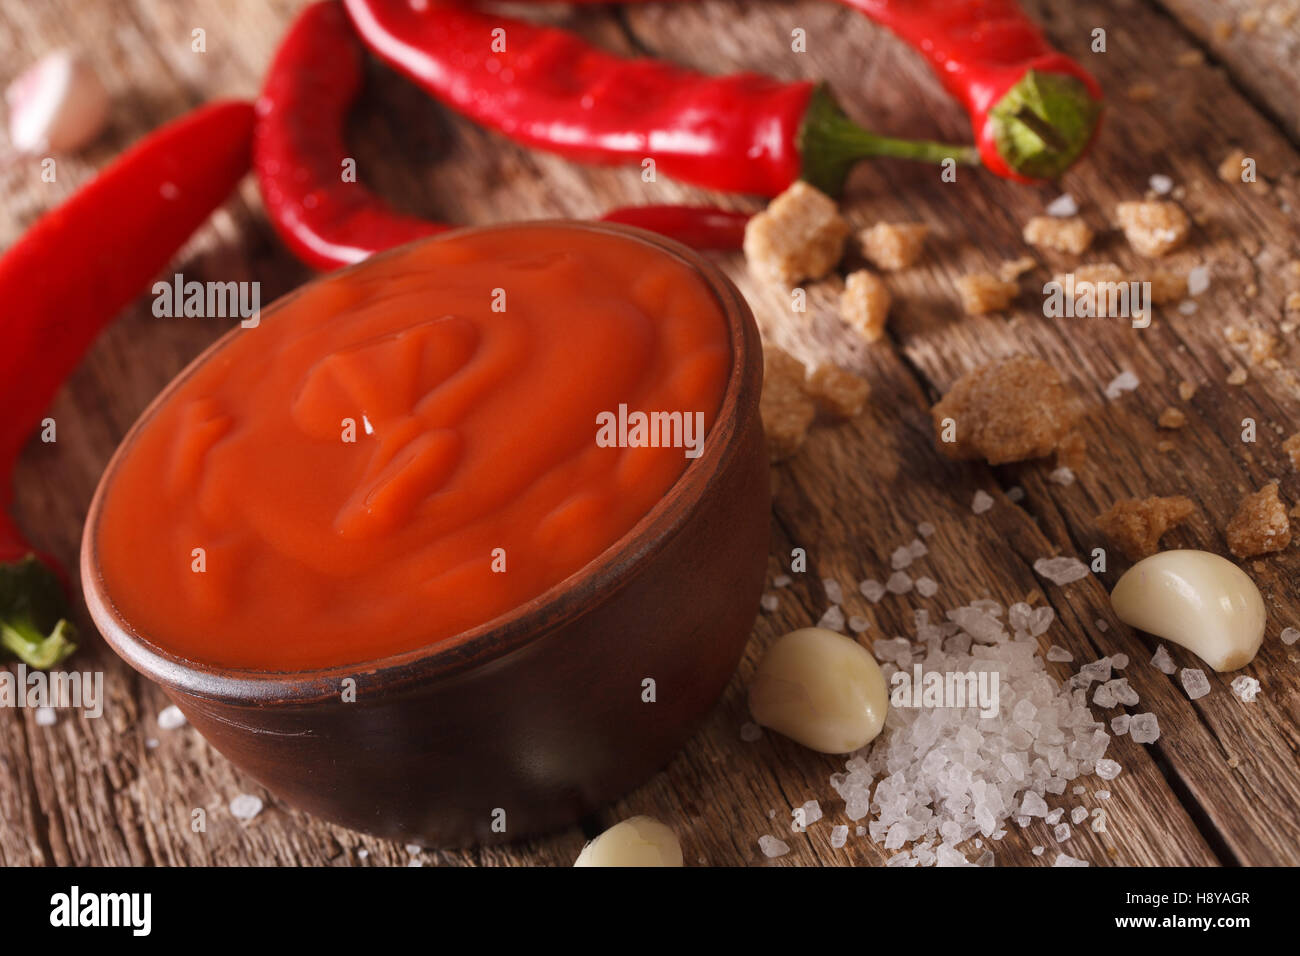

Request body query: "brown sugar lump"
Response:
[840, 270, 892, 342]
[1097, 496, 1196, 561]
[743, 181, 849, 285]
[1226, 483, 1292, 558]
[761, 346, 816, 462]
[1284, 433, 1300, 471]
[858, 221, 928, 270]
[1023, 216, 1094, 255]
[930, 355, 1078, 465]
[805, 363, 869, 420]
[1157, 407, 1187, 429]
[956, 272, 1018, 315]
[1115, 200, 1191, 257]
[1147, 270, 1186, 304]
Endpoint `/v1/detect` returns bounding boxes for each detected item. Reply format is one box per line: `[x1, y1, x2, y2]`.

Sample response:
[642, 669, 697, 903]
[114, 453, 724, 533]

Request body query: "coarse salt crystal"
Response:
[1046, 194, 1078, 217]
[1180, 667, 1211, 700]
[230, 793, 264, 821]
[1031, 845, 1045, 856]
[773, 574, 792, 588]
[1130, 713, 1160, 744]
[758, 835, 790, 858]
[1045, 808, 1064, 825]
[34, 707, 56, 727]
[158, 705, 187, 730]
[1053, 822, 1072, 842]
[917, 521, 935, 537]
[1095, 619, 1109, 633]
[1049, 466, 1075, 486]
[859, 579, 885, 603]
[972, 490, 994, 514]
[1046, 645, 1073, 662]
[891, 546, 915, 570]
[1097, 790, 1110, 800]
[1230, 675, 1261, 702]
[1111, 714, 1131, 735]
[1007, 486, 1025, 503]
[1034, 556, 1089, 585]
[915, 576, 938, 597]
[1280, 627, 1299, 646]
[1187, 266, 1210, 295]
[1104, 370, 1140, 400]
[1149, 174, 1174, 194]
[1110, 653, 1128, 669]
[1151, 645, 1176, 674]
[818, 605, 846, 631]
[823, 579, 844, 605]
[848, 615, 871, 633]
[1095, 759, 1122, 781]
[1071, 806, 1088, 825]
[1053, 853, 1089, 867]
[907, 538, 928, 559]
[1178, 300, 1198, 315]
[830, 825, 849, 848]
[885, 571, 913, 594]
[760, 593, 779, 612]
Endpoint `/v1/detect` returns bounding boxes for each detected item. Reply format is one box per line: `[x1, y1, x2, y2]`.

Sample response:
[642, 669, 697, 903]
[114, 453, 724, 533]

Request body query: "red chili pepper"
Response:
[839, 0, 1103, 182]
[0, 99, 254, 668]
[341, 0, 978, 198]
[256, 2, 754, 269]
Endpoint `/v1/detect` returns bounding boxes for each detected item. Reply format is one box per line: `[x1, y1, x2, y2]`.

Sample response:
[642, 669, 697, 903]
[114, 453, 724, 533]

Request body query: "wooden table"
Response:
[3, 0, 1298, 867]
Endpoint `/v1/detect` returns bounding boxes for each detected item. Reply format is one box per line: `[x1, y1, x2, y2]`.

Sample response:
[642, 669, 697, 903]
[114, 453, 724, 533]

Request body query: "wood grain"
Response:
[3, 0, 1298, 866]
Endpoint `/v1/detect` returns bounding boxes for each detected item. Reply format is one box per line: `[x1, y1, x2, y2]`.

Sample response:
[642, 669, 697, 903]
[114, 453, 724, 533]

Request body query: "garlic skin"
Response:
[1110, 550, 1265, 672]
[7, 51, 109, 154]
[748, 627, 889, 754]
[573, 816, 683, 867]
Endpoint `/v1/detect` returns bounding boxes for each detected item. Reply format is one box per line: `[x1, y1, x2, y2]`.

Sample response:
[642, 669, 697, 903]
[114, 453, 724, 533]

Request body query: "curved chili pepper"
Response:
[256, 2, 754, 270]
[341, 0, 978, 198]
[0, 99, 254, 667]
[839, 0, 1103, 182]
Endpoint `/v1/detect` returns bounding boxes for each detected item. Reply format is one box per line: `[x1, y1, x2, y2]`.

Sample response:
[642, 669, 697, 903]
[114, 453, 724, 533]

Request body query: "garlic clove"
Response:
[747, 627, 889, 754]
[7, 50, 109, 154]
[1110, 549, 1265, 672]
[573, 816, 683, 867]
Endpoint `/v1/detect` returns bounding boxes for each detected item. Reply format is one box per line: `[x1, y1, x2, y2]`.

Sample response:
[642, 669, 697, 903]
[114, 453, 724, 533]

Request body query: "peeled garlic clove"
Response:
[1110, 549, 1265, 672]
[573, 816, 682, 867]
[748, 627, 888, 754]
[7, 50, 109, 154]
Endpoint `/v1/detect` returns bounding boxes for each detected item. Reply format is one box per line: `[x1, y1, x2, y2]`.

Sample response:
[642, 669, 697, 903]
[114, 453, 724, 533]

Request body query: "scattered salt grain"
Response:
[740, 722, 763, 742]
[145, 738, 159, 750]
[760, 593, 779, 612]
[1280, 627, 1299, 646]
[1151, 645, 1176, 675]
[1047, 194, 1078, 217]
[158, 705, 187, 730]
[972, 490, 995, 514]
[855, 826, 866, 836]
[1053, 823, 1072, 842]
[405, 843, 422, 855]
[891, 546, 915, 570]
[34, 707, 56, 727]
[1049, 466, 1076, 486]
[907, 538, 928, 559]
[798, 800, 823, 826]
[915, 576, 938, 597]
[1053, 852, 1089, 867]
[357, 848, 369, 859]
[1129, 713, 1160, 744]
[1072, 786, 1086, 796]
[818, 605, 846, 631]
[885, 571, 913, 594]
[1097, 790, 1110, 800]
[1104, 370, 1140, 400]
[1095, 619, 1109, 633]
[1180, 667, 1211, 700]
[848, 615, 871, 633]
[1007, 486, 1025, 503]
[1111, 714, 1131, 735]
[1045, 808, 1064, 825]
[1046, 645, 1073, 662]
[1031, 845, 1045, 856]
[859, 579, 885, 603]
[1034, 556, 1089, 585]
[1109, 653, 1128, 669]
[1187, 266, 1210, 296]
[1020, 792, 1049, 817]
[1095, 759, 1122, 781]
[758, 835, 790, 858]
[773, 574, 792, 588]
[1149, 174, 1174, 195]
[823, 578, 844, 605]
[830, 825, 849, 849]
[230, 794, 264, 821]
[1230, 675, 1261, 703]
[1071, 806, 1088, 825]
[917, 521, 935, 537]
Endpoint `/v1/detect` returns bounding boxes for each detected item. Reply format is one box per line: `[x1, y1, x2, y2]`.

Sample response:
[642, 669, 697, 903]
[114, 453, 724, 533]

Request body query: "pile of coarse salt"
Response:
[830, 599, 1117, 867]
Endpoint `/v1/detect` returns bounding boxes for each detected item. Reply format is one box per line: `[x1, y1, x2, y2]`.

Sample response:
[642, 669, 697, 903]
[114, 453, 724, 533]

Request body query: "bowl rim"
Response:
[81, 219, 762, 705]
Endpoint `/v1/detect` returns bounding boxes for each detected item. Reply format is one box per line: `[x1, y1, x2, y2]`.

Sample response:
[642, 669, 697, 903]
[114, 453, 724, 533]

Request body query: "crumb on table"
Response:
[930, 355, 1079, 465]
[1284, 433, 1300, 472]
[1226, 483, 1292, 558]
[1218, 149, 1249, 183]
[1097, 496, 1195, 561]
[1157, 407, 1188, 429]
[859, 221, 928, 271]
[999, 256, 1037, 282]
[840, 270, 891, 342]
[1148, 270, 1186, 304]
[760, 346, 816, 462]
[956, 272, 1018, 314]
[805, 363, 870, 420]
[1023, 216, 1094, 255]
[743, 181, 849, 285]
[1116, 200, 1191, 257]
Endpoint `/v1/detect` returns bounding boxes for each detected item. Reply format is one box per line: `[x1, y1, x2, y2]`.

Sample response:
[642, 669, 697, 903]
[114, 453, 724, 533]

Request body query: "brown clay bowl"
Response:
[81, 221, 769, 848]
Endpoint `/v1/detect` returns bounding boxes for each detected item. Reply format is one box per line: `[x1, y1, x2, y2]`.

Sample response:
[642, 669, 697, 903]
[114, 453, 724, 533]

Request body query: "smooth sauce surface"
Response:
[96, 226, 731, 670]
